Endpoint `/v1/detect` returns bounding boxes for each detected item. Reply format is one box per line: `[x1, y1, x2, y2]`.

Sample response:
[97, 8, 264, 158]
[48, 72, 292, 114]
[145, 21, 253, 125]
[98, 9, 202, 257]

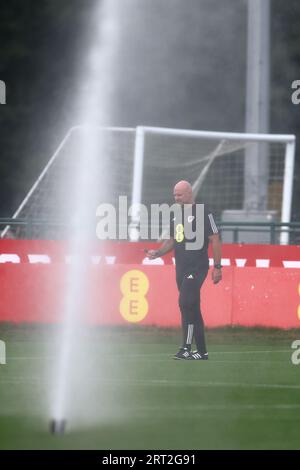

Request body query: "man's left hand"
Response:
[212, 268, 222, 284]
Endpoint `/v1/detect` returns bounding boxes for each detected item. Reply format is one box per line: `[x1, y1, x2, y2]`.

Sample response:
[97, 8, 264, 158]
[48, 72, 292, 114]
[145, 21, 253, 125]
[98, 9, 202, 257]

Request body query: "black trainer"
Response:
[173, 347, 191, 360]
[187, 351, 209, 360]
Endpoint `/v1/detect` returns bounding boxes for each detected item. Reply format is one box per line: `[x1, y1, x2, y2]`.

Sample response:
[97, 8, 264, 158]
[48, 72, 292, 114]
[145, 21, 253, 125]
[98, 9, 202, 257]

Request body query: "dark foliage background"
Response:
[0, 0, 299, 219]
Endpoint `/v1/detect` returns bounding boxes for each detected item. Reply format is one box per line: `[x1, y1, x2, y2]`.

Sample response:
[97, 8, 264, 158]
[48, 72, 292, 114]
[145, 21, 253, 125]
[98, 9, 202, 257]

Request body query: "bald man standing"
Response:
[146, 180, 222, 360]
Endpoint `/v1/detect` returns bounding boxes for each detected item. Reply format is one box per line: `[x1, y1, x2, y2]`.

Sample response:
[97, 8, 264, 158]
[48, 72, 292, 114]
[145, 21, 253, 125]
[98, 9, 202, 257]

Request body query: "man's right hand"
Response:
[144, 249, 160, 259]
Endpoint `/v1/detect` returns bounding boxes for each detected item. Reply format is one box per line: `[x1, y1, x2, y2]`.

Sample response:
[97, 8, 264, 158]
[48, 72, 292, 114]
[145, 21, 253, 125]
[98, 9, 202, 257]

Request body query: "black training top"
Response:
[170, 204, 218, 274]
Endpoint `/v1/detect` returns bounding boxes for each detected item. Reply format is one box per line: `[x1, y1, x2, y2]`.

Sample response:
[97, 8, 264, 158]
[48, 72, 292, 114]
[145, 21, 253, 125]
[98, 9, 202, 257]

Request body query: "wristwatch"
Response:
[214, 263, 222, 269]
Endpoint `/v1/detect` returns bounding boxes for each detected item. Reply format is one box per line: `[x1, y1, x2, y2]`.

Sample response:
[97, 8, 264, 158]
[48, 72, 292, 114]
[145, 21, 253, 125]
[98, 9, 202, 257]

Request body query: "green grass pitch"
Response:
[0, 324, 300, 450]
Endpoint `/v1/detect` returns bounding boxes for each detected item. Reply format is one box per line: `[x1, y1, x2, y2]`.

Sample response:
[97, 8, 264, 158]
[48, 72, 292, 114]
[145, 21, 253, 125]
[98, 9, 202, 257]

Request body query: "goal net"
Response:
[2, 126, 295, 244]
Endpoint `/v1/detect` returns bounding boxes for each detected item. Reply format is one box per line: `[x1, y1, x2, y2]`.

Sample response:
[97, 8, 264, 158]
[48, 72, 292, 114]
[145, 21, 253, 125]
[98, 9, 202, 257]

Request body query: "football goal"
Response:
[1, 125, 295, 244]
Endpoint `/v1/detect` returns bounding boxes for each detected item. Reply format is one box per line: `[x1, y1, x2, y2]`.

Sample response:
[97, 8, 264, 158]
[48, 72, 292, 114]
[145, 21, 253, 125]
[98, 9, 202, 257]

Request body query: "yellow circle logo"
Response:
[298, 283, 300, 320]
[120, 270, 149, 323]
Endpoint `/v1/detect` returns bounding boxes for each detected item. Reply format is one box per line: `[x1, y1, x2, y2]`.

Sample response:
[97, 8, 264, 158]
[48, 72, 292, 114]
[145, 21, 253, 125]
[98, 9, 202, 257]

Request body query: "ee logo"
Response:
[120, 270, 149, 323]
